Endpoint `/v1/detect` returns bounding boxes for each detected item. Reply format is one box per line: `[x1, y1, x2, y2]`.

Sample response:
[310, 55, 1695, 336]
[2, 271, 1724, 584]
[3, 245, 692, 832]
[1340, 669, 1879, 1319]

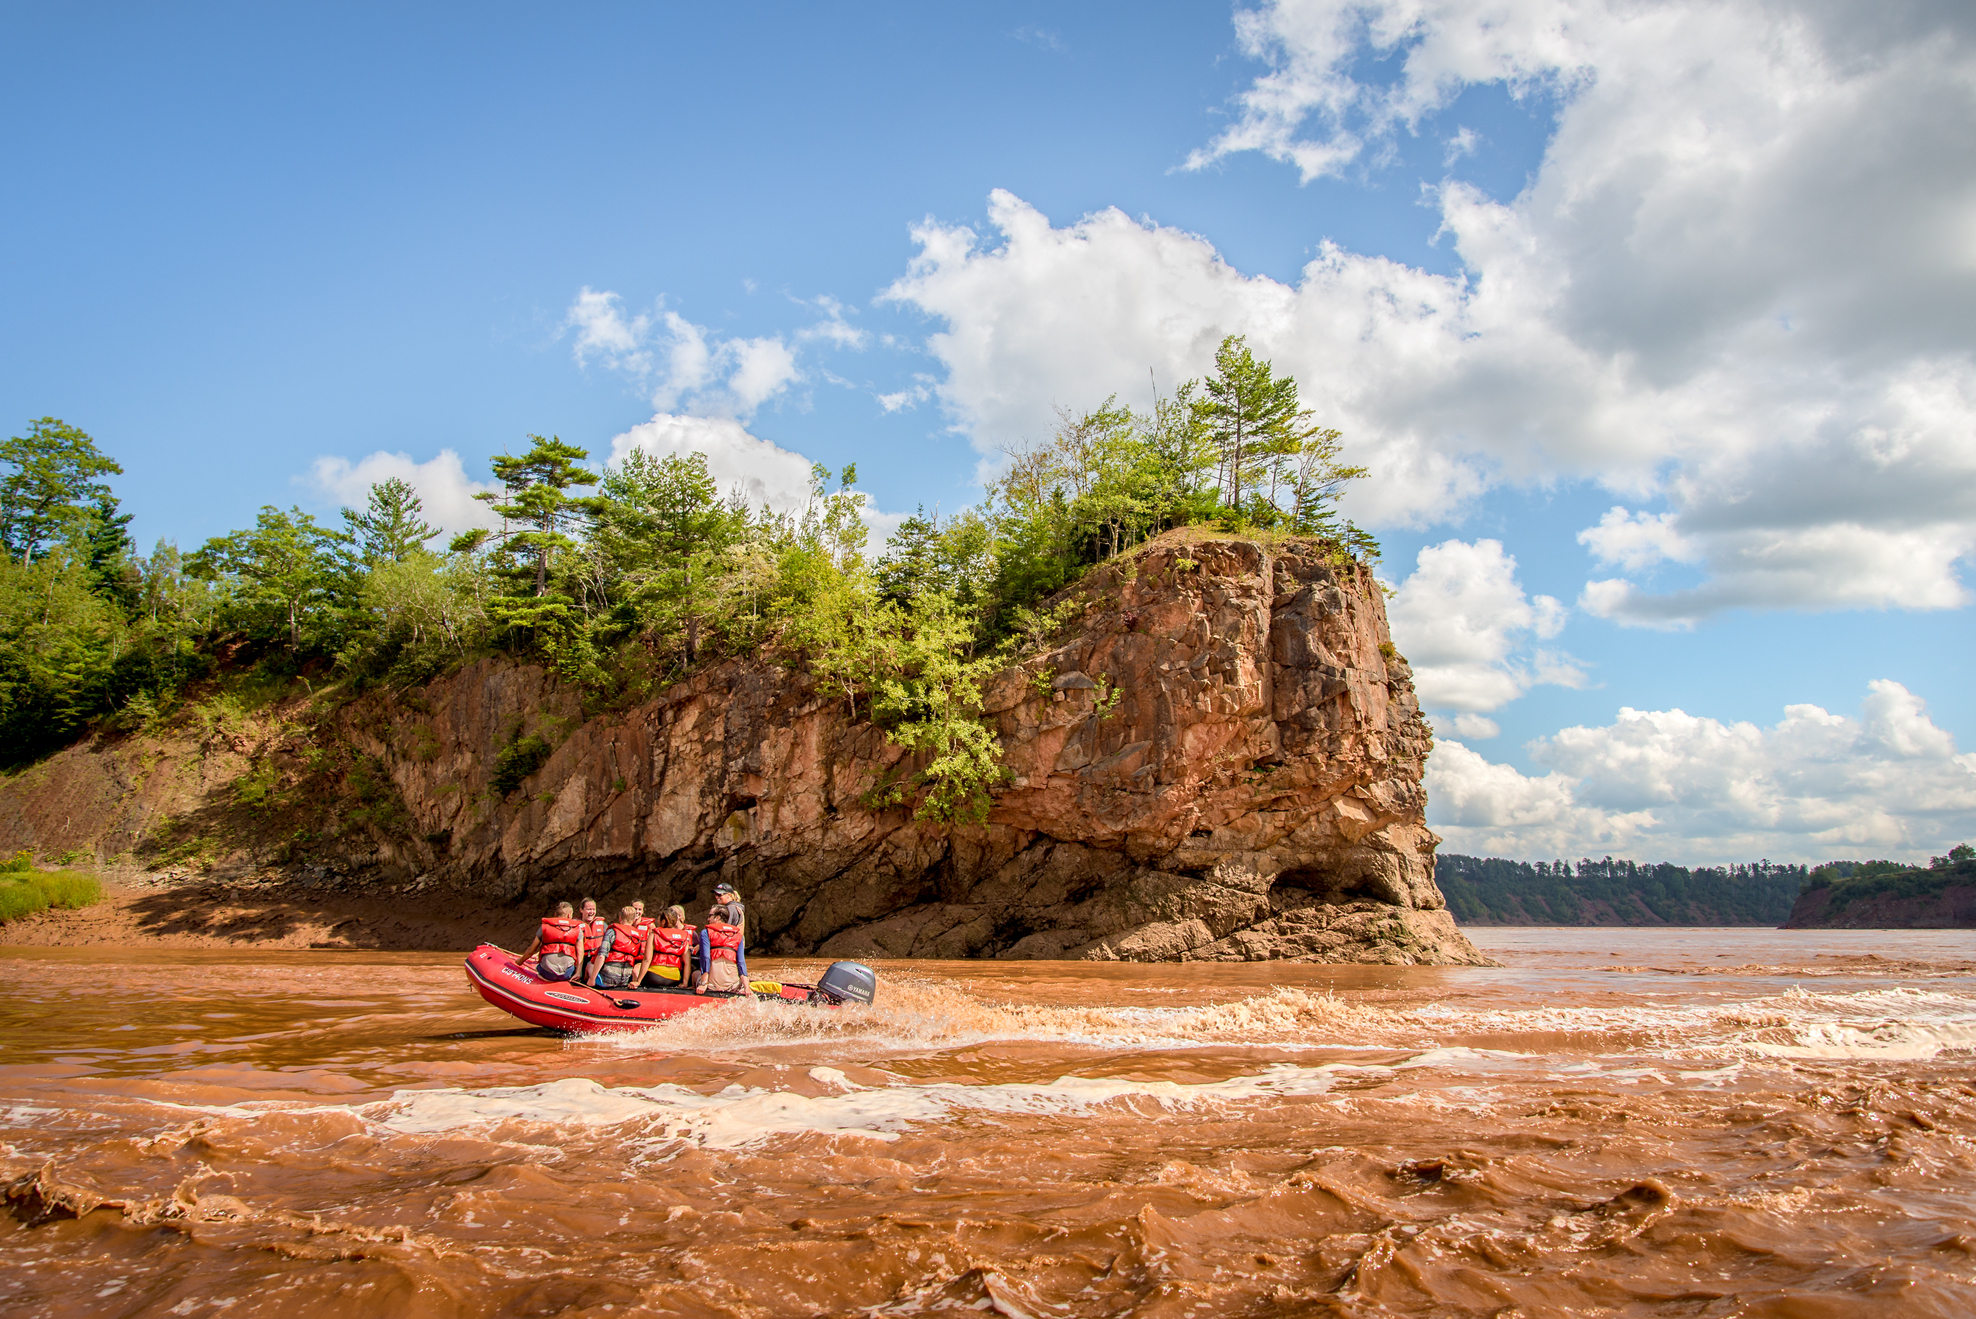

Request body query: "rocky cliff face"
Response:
[0, 534, 1485, 965]
[336, 535, 1481, 964]
[1784, 883, 1976, 929]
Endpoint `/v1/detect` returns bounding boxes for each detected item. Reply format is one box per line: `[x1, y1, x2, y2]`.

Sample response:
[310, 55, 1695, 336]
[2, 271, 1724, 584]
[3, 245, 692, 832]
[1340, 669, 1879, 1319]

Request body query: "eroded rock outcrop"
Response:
[335, 535, 1483, 964]
[0, 535, 1484, 963]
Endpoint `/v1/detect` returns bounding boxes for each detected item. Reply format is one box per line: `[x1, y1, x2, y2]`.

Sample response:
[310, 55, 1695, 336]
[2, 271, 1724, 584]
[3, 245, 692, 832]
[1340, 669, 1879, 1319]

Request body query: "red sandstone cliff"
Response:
[0, 534, 1485, 965]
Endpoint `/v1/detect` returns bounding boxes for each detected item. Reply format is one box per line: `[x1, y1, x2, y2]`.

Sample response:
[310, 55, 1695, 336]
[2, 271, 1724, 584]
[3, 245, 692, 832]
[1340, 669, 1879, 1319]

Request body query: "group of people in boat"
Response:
[516, 882, 752, 995]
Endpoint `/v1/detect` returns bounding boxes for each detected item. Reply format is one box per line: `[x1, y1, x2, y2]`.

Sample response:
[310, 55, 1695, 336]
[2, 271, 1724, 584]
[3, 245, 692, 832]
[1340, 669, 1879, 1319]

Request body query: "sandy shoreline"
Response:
[0, 873, 510, 951]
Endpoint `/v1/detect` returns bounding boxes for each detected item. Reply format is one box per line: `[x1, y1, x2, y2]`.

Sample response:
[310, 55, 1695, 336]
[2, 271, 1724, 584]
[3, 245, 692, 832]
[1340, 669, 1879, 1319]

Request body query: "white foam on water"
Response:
[364, 1077, 673, 1132]
[1745, 1017, 1976, 1061]
[584, 981, 1399, 1058]
[359, 1060, 1402, 1147]
[1393, 1047, 1530, 1068]
[1726, 985, 1976, 1061]
[575, 979, 1976, 1069]
[808, 1066, 858, 1091]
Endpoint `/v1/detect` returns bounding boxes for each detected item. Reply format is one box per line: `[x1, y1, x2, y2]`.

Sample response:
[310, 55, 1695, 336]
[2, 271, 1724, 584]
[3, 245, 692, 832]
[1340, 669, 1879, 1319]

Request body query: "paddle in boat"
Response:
[463, 943, 877, 1033]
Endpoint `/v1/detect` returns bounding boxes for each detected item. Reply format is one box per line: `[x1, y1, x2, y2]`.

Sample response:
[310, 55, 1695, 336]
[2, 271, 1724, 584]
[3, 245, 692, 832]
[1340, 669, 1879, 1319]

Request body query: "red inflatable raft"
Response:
[463, 944, 873, 1033]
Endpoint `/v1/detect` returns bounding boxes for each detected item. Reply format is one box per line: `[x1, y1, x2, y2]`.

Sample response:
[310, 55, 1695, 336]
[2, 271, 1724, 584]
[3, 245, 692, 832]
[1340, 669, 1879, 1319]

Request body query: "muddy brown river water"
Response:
[4, 928, 1976, 1317]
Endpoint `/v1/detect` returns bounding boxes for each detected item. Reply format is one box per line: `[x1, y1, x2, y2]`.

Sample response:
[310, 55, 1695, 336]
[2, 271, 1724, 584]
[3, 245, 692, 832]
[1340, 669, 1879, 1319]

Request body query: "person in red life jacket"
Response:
[517, 901, 586, 982]
[588, 905, 652, 991]
[577, 897, 608, 981]
[694, 904, 748, 995]
[640, 904, 696, 989]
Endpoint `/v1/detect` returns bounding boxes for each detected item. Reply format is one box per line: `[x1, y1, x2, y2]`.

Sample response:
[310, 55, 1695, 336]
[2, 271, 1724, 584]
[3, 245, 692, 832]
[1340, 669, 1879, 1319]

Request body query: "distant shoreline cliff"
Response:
[1784, 858, 1976, 929]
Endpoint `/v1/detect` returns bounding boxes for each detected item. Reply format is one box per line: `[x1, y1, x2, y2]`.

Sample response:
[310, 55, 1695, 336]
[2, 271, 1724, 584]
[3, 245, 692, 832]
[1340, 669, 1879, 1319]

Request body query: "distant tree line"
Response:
[1437, 854, 1807, 925]
[0, 336, 1377, 825]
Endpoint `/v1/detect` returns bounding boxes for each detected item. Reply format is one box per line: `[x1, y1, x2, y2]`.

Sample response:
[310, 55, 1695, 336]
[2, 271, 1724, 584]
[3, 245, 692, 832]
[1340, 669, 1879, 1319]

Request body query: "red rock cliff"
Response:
[0, 535, 1483, 964]
[332, 535, 1481, 964]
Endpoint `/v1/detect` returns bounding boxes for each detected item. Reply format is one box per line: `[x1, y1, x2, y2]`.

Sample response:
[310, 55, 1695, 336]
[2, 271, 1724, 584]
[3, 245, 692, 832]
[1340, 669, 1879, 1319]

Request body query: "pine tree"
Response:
[596, 449, 735, 663]
[342, 477, 440, 564]
[1193, 336, 1360, 522]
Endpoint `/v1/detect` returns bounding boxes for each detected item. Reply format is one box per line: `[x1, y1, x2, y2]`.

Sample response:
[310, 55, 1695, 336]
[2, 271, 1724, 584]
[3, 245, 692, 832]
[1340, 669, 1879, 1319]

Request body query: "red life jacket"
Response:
[634, 915, 655, 936]
[650, 925, 693, 968]
[707, 923, 742, 963]
[605, 921, 647, 964]
[539, 917, 581, 960]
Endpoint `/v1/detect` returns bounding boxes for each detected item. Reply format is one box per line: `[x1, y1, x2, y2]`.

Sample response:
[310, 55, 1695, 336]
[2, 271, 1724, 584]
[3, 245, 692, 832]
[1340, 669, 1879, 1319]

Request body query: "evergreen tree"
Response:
[0, 551, 120, 760]
[1194, 336, 1356, 519]
[342, 477, 440, 564]
[80, 491, 139, 612]
[473, 435, 599, 601]
[596, 449, 735, 663]
[875, 508, 944, 604]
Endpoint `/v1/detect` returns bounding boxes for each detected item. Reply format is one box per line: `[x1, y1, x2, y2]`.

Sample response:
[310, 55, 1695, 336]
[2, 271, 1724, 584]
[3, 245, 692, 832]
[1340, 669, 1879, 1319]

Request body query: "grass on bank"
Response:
[0, 851, 104, 921]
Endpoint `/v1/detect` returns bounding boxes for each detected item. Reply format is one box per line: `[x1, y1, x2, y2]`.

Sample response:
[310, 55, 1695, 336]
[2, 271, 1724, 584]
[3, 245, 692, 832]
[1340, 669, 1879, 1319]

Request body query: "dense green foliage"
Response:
[0, 869, 104, 922]
[1437, 854, 1806, 925]
[0, 339, 1378, 822]
[1801, 844, 1976, 910]
[0, 419, 209, 763]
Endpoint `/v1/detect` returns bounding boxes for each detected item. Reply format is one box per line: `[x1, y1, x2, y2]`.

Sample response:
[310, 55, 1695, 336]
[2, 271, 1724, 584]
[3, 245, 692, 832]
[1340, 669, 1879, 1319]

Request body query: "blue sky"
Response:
[6, 1, 1973, 865]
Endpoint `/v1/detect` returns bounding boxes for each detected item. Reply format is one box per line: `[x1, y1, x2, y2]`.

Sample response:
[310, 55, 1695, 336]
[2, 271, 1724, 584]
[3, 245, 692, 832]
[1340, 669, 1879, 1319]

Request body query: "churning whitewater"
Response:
[4, 929, 1976, 1316]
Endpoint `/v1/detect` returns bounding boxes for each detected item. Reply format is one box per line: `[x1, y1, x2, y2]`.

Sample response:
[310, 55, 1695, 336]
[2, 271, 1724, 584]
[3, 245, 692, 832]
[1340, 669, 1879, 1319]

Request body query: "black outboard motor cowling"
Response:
[814, 960, 877, 1006]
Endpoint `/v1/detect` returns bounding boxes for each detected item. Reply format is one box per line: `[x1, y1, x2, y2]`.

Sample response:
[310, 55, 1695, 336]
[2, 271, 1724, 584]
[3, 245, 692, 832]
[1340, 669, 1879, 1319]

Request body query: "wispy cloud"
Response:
[1012, 25, 1065, 54]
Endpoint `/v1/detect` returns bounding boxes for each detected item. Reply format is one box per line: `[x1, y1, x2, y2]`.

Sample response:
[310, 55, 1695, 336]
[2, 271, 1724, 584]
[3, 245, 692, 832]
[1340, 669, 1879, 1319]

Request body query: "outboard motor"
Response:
[813, 960, 877, 1006]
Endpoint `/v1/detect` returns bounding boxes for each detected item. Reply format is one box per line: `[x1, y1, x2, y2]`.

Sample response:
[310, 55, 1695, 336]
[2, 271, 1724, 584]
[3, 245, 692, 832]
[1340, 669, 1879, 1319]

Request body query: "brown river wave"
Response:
[4, 928, 1976, 1317]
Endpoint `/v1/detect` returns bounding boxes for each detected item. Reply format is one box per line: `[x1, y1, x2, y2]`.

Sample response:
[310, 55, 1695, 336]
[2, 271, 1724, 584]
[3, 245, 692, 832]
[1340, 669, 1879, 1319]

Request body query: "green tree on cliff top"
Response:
[187, 506, 345, 650]
[1195, 336, 1364, 525]
[596, 448, 739, 664]
[0, 418, 123, 563]
[343, 477, 440, 565]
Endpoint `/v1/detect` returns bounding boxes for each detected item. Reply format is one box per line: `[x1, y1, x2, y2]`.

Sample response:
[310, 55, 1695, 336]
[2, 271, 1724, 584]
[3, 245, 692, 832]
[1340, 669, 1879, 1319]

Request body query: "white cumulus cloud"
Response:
[606, 413, 906, 546]
[1426, 681, 1976, 863]
[607, 414, 818, 516]
[564, 290, 815, 419]
[1386, 538, 1583, 714]
[881, 0, 1976, 622]
[302, 449, 499, 539]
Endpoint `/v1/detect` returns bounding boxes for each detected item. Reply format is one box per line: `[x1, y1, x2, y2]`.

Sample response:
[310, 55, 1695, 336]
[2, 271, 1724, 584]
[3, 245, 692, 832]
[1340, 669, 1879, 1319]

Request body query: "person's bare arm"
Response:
[632, 931, 653, 987]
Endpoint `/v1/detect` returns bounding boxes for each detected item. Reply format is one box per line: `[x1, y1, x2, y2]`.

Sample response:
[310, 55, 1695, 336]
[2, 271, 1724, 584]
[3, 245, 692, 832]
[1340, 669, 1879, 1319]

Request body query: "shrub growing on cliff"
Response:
[492, 731, 552, 795]
[866, 590, 1007, 823]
